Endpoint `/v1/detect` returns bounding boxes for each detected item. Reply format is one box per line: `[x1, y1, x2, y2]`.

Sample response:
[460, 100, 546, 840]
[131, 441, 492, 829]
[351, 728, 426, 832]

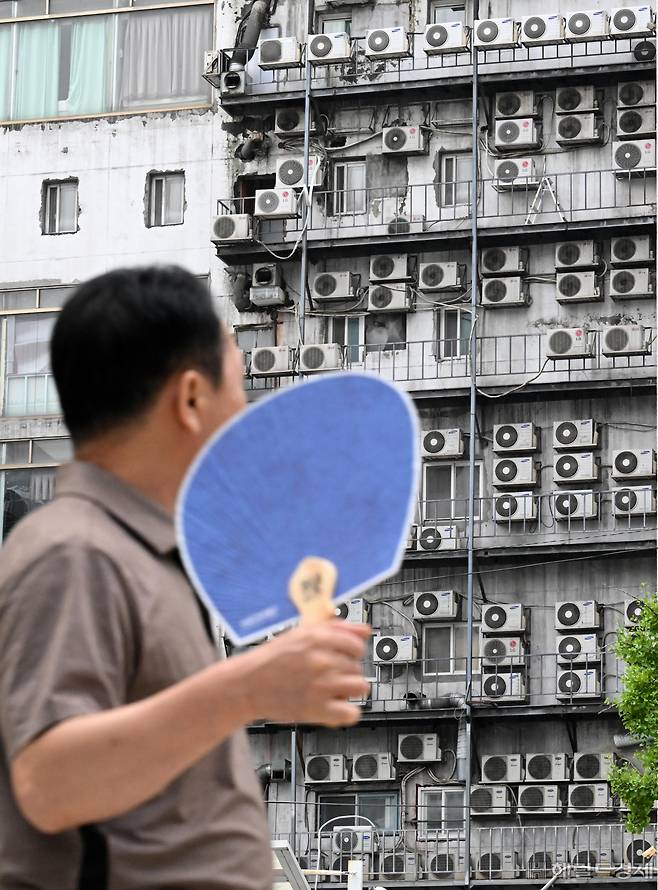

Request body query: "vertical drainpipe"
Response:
[464, 3, 479, 887]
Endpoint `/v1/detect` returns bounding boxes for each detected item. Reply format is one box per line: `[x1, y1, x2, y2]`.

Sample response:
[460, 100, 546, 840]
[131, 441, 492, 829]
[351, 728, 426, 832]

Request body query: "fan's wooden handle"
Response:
[289, 556, 338, 624]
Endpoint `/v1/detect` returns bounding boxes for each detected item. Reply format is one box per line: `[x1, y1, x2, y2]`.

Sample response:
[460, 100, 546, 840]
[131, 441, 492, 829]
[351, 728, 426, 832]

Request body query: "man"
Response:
[0, 266, 370, 890]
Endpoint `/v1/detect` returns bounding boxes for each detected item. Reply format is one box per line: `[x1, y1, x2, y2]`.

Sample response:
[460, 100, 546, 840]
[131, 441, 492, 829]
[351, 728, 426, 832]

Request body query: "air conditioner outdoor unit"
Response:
[546, 328, 595, 359]
[218, 70, 245, 96]
[426, 847, 467, 880]
[367, 284, 413, 312]
[610, 7, 656, 38]
[398, 733, 441, 762]
[518, 784, 562, 815]
[617, 106, 656, 138]
[335, 598, 370, 623]
[417, 525, 460, 551]
[613, 485, 657, 517]
[555, 600, 600, 630]
[481, 277, 530, 308]
[470, 784, 512, 815]
[250, 346, 294, 377]
[553, 490, 598, 520]
[556, 84, 598, 113]
[473, 17, 519, 49]
[305, 754, 347, 783]
[556, 633, 600, 665]
[479, 672, 528, 703]
[625, 597, 645, 626]
[379, 852, 419, 881]
[602, 325, 650, 356]
[307, 32, 352, 64]
[612, 448, 657, 480]
[493, 157, 540, 192]
[556, 240, 601, 269]
[373, 635, 417, 664]
[212, 214, 251, 243]
[254, 188, 298, 218]
[333, 827, 379, 855]
[480, 635, 526, 668]
[624, 834, 658, 867]
[480, 246, 528, 276]
[556, 271, 601, 303]
[311, 271, 359, 302]
[330, 854, 374, 882]
[299, 344, 343, 373]
[567, 782, 611, 812]
[495, 118, 540, 150]
[557, 669, 601, 700]
[614, 139, 656, 175]
[258, 36, 302, 69]
[421, 428, 464, 459]
[481, 754, 524, 784]
[494, 457, 539, 488]
[611, 234, 655, 265]
[520, 14, 566, 45]
[494, 492, 537, 522]
[413, 590, 459, 620]
[276, 155, 322, 189]
[352, 752, 395, 781]
[553, 419, 599, 450]
[525, 753, 570, 782]
[418, 261, 466, 292]
[527, 850, 569, 880]
[369, 254, 411, 282]
[423, 21, 470, 53]
[565, 10, 609, 41]
[482, 603, 525, 633]
[495, 90, 537, 119]
[365, 27, 409, 59]
[494, 422, 539, 454]
[556, 112, 601, 145]
[249, 286, 287, 308]
[251, 262, 282, 288]
[382, 125, 427, 155]
[573, 752, 615, 781]
[476, 850, 520, 880]
[610, 267, 654, 299]
[553, 452, 600, 484]
[618, 79, 656, 108]
[274, 107, 311, 138]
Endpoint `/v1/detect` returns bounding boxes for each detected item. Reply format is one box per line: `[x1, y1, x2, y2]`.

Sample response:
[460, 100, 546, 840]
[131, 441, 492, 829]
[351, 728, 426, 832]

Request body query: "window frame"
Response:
[318, 13, 352, 36]
[439, 151, 471, 208]
[422, 459, 482, 521]
[332, 160, 367, 216]
[422, 622, 480, 677]
[427, 1, 466, 26]
[434, 306, 472, 360]
[327, 315, 363, 364]
[416, 785, 465, 839]
[147, 170, 185, 227]
[42, 179, 79, 235]
[317, 789, 400, 831]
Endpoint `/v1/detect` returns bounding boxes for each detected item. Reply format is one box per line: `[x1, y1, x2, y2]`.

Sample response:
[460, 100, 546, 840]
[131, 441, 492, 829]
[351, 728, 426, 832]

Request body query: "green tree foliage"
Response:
[609, 592, 658, 832]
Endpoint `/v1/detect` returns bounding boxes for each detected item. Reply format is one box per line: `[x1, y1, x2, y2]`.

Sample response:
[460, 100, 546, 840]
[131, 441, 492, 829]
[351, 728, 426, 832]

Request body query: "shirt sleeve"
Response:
[0, 543, 139, 761]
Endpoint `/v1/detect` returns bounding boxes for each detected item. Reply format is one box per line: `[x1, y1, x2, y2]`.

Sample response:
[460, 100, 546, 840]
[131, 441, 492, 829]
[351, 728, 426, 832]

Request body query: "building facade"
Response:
[1, 0, 657, 885]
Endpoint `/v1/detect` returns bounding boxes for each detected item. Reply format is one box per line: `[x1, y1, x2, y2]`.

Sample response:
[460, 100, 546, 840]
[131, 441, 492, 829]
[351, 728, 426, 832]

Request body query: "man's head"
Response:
[51, 266, 246, 461]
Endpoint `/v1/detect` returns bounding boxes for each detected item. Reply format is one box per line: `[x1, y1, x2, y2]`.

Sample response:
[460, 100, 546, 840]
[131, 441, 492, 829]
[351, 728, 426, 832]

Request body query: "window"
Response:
[428, 2, 466, 24]
[440, 152, 471, 207]
[333, 161, 366, 216]
[42, 179, 78, 234]
[417, 786, 465, 838]
[365, 314, 407, 352]
[3, 314, 60, 416]
[147, 171, 185, 227]
[435, 307, 472, 359]
[328, 315, 362, 364]
[423, 623, 479, 675]
[318, 791, 399, 831]
[320, 14, 351, 35]
[0, 5, 212, 123]
[423, 461, 482, 520]
[0, 467, 56, 538]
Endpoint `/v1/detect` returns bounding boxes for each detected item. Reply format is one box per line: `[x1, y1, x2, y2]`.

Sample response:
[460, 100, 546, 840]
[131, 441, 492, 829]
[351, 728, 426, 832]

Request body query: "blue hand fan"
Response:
[176, 372, 419, 645]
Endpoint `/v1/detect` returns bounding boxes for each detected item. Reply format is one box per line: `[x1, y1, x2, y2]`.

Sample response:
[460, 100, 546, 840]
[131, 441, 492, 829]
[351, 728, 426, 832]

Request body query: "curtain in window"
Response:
[118, 6, 211, 107]
[0, 26, 10, 120]
[14, 21, 59, 119]
[62, 17, 109, 115]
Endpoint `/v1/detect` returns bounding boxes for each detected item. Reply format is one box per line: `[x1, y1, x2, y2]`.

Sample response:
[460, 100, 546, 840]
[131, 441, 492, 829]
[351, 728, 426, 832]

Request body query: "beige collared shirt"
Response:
[0, 461, 272, 890]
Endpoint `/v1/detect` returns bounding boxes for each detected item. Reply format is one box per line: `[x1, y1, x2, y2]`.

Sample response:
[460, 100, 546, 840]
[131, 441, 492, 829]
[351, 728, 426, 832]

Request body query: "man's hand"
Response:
[239, 621, 371, 727]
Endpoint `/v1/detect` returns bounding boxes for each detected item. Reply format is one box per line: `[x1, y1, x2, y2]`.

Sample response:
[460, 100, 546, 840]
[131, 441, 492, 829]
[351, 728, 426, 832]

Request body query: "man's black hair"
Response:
[51, 266, 222, 445]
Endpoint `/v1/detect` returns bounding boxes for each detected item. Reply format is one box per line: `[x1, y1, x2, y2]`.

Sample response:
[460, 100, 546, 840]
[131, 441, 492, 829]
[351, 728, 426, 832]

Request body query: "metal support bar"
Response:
[297, 0, 314, 344]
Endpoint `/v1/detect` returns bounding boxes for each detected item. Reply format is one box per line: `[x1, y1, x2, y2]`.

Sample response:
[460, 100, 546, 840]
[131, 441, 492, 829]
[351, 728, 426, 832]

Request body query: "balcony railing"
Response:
[217, 169, 656, 249]
[265, 820, 658, 883]
[218, 33, 649, 99]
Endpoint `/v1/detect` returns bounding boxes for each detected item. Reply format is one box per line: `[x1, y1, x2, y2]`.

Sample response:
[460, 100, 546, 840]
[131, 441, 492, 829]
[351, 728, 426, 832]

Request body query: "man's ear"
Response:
[175, 370, 205, 435]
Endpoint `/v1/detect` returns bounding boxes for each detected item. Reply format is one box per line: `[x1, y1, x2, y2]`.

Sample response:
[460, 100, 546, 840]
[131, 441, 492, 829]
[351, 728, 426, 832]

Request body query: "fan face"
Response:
[615, 142, 642, 169]
[483, 248, 507, 271]
[368, 29, 390, 51]
[483, 675, 506, 697]
[568, 13, 591, 35]
[555, 493, 578, 516]
[335, 602, 349, 619]
[399, 734, 424, 760]
[558, 635, 582, 659]
[416, 593, 439, 616]
[481, 853, 501, 876]
[496, 425, 519, 448]
[497, 92, 521, 116]
[524, 16, 546, 38]
[520, 786, 543, 810]
[383, 855, 405, 874]
[558, 274, 582, 297]
[337, 830, 358, 852]
[370, 286, 394, 309]
[498, 121, 520, 144]
[431, 854, 453, 874]
[254, 266, 275, 285]
[495, 495, 518, 518]
[484, 606, 507, 629]
[571, 785, 594, 808]
[375, 637, 399, 661]
[557, 88, 582, 112]
[484, 638, 508, 661]
[257, 191, 280, 213]
[634, 40, 656, 61]
[576, 753, 600, 779]
[476, 20, 498, 42]
[384, 128, 408, 150]
[483, 755, 507, 781]
[558, 670, 581, 694]
[253, 349, 276, 373]
[616, 488, 638, 511]
[557, 602, 581, 626]
[557, 243, 580, 266]
[497, 160, 520, 181]
[627, 599, 643, 621]
[422, 264, 444, 287]
[426, 24, 448, 46]
[310, 35, 332, 57]
[556, 455, 579, 478]
[314, 274, 337, 297]
[620, 110, 644, 134]
[214, 217, 235, 239]
[558, 116, 582, 139]
[619, 82, 644, 107]
[612, 237, 637, 261]
[278, 159, 304, 186]
[555, 422, 578, 445]
[373, 255, 395, 278]
[419, 527, 441, 550]
[307, 756, 330, 780]
[527, 754, 551, 780]
[612, 271, 635, 294]
[302, 346, 326, 370]
[388, 216, 410, 235]
[615, 450, 638, 473]
[629, 839, 652, 865]
[613, 9, 637, 31]
[574, 851, 596, 867]
[606, 328, 630, 352]
[423, 431, 446, 454]
[484, 279, 507, 302]
[277, 109, 301, 132]
[260, 40, 282, 63]
[548, 330, 574, 355]
[354, 754, 378, 778]
[470, 787, 493, 811]
[495, 459, 518, 482]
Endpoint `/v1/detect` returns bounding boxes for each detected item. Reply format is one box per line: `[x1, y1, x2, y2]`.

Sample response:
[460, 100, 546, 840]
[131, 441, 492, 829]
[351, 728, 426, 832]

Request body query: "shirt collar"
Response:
[55, 460, 178, 556]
